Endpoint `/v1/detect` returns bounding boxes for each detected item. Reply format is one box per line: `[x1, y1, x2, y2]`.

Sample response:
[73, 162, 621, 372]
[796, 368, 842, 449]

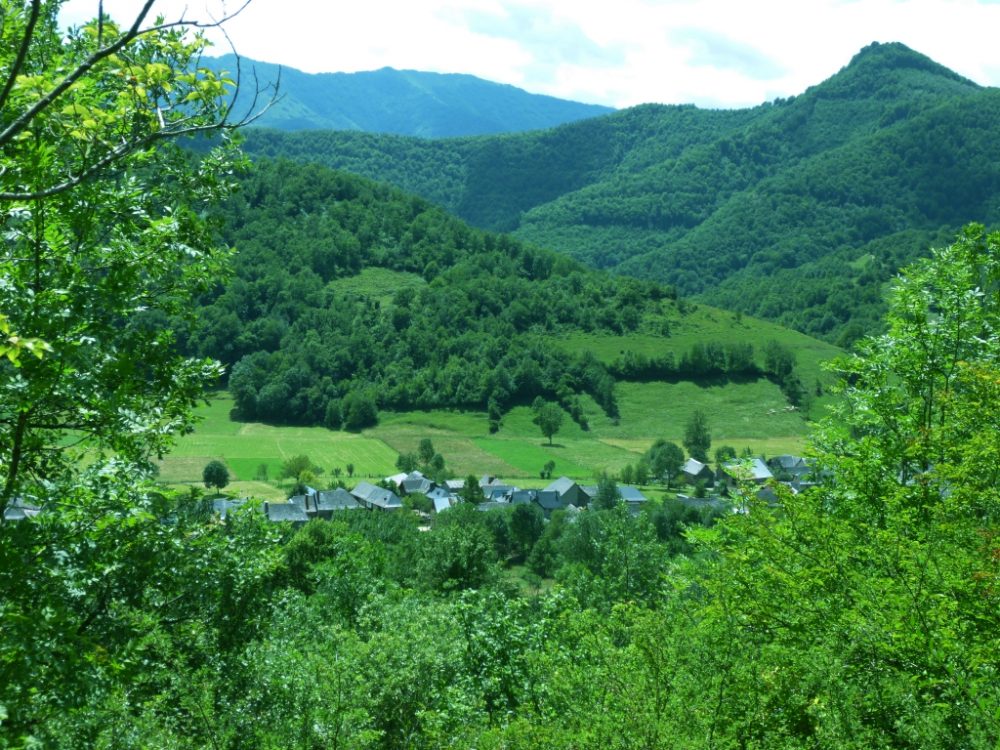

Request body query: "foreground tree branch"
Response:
[0, 0, 271, 517]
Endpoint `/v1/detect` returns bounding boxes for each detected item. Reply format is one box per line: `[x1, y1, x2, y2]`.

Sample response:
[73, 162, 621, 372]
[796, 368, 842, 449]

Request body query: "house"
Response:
[401, 471, 435, 496]
[313, 488, 361, 517]
[767, 455, 813, 481]
[386, 472, 409, 490]
[432, 494, 454, 513]
[618, 485, 648, 513]
[718, 458, 773, 487]
[544, 476, 589, 507]
[350, 481, 403, 511]
[681, 458, 714, 486]
[211, 497, 248, 520]
[444, 479, 466, 492]
[509, 490, 534, 505]
[3, 498, 42, 523]
[426, 486, 452, 502]
[532, 490, 564, 517]
[485, 486, 514, 502]
[261, 501, 309, 526]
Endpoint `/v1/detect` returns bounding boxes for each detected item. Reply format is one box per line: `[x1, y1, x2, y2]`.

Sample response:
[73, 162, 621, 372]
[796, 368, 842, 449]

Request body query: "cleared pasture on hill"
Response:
[162, 375, 814, 498]
[326, 267, 426, 305]
[558, 306, 842, 409]
[158, 394, 399, 500]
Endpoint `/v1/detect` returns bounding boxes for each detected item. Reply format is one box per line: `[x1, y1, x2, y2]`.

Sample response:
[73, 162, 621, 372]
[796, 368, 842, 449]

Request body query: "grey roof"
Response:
[445, 479, 466, 491]
[387, 472, 409, 488]
[618, 486, 648, 503]
[288, 494, 309, 511]
[211, 498, 247, 519]
[534, 490, 563, 511]
[426, 486, 451, 501]
[581, 485, 599, 498]
[433, 495, 453, 513]
[510, 490, 534, 505]
[402, 475, 434, 495]
[544, 476, 578, 496]
[721, 458, 773, 482]
[769, 454, 806, 470]
[682, 458, 711, 476]
[486, 486, 513, 501]
[351, 482, 383, 501]
[351, 481, 402, 510]
[264, 501, 309, 523]
[316, 488, 360, 511]
[3, 497, 42, 522]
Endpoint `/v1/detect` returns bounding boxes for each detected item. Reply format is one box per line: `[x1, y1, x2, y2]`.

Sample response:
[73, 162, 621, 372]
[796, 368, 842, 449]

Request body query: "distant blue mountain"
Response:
[207, 55, 614, 137]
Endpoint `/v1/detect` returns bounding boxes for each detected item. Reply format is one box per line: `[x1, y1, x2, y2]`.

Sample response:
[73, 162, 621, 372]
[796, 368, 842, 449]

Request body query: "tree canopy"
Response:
[0, 0, 261, 514]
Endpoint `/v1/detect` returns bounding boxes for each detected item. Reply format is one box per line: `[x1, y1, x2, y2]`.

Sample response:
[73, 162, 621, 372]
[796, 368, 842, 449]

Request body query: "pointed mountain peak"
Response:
[799, 42, 979, 105]
[837, 41, 977, 88]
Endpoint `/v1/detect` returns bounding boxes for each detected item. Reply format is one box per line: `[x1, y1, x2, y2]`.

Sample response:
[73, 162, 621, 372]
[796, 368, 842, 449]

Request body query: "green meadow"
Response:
[162, 373, 820, 501]
[160, 304, 838, 500]
[556, 304, 844, 420]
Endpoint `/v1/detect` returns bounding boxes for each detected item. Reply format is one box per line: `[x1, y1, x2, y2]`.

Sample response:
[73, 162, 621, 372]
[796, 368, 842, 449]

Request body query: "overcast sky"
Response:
[61, 0, 1000, 109]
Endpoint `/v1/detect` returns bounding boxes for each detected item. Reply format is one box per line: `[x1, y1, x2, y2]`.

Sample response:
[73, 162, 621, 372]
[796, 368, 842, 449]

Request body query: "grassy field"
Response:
[163, 376, 817, 500]
[326, 267, 426, 305]
[160, 303, 835, 499]
[159, 394, 400, 500]
[556, 304, 844, 420]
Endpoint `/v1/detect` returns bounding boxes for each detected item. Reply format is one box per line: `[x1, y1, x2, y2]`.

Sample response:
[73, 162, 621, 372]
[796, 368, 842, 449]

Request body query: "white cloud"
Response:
[60, 0, 1000, 108]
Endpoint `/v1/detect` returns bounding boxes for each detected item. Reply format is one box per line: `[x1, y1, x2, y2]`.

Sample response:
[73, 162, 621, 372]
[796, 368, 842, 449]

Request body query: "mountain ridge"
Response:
[207, 54, 615, 137]
[236, 42, 998, 345]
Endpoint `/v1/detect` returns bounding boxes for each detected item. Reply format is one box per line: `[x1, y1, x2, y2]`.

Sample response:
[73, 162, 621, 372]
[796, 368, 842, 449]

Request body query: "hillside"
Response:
[207, 54, 614, 136]
[185, 159, 837, 441]
[238, 43, 999, 344]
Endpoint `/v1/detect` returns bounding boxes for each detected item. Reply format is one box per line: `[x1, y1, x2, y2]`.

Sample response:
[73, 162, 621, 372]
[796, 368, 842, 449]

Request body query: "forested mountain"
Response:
[188, 159, 815, 429]
[239, 43, 1000, 345]
[206, 54, 614, 136]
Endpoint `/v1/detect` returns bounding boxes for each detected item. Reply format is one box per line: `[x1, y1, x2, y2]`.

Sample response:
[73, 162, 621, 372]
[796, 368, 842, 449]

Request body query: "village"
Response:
[198, 452, 820, 527]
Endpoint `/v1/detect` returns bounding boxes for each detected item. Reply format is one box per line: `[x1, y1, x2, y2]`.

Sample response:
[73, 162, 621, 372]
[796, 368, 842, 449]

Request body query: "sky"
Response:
[60, 0, 1000, 109]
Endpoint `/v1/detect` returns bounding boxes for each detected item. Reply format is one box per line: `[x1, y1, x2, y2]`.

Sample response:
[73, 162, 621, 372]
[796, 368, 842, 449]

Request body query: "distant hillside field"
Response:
[206, 55, 614, 136]
[240, 43, 1000, 345]
[170, 157, 839, 496]
[160, 383, 814, 500]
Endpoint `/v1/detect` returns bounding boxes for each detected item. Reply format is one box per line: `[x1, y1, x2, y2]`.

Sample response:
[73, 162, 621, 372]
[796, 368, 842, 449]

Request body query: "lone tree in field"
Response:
[532, 399, 563, 445]
[418, 438, 436, 467]
[683, 410, 711, 462]
[202, 460, 230, 493]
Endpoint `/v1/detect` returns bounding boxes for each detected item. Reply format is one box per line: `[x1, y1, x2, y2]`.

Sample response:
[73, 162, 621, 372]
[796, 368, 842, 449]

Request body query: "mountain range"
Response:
[237, 42, 1000, 345]
[206, 54, 614, 137]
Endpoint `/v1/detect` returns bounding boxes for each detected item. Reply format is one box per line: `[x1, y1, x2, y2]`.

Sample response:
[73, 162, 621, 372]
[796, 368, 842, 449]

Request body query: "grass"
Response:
[162, 378, 815, 500]
[159, 393, 400, 501]
[556, 303, 844, 420]
[162, 307, 835, 497]
[150, 271, 838, 498]
[326, 267, 426, 306]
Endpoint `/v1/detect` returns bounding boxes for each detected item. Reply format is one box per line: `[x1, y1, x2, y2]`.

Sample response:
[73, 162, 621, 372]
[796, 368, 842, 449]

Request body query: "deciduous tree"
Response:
[682, 410, 711, 463]
[532, 400, 563, 445]
[0, 0, 270, 516]
[202, 459, 230, 492]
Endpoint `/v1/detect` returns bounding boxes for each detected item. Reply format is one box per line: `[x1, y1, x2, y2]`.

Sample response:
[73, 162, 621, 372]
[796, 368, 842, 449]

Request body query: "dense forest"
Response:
[239, 43, 1000, 346]
[189, 159, 804, 429]
[205, 54, 614, 136]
